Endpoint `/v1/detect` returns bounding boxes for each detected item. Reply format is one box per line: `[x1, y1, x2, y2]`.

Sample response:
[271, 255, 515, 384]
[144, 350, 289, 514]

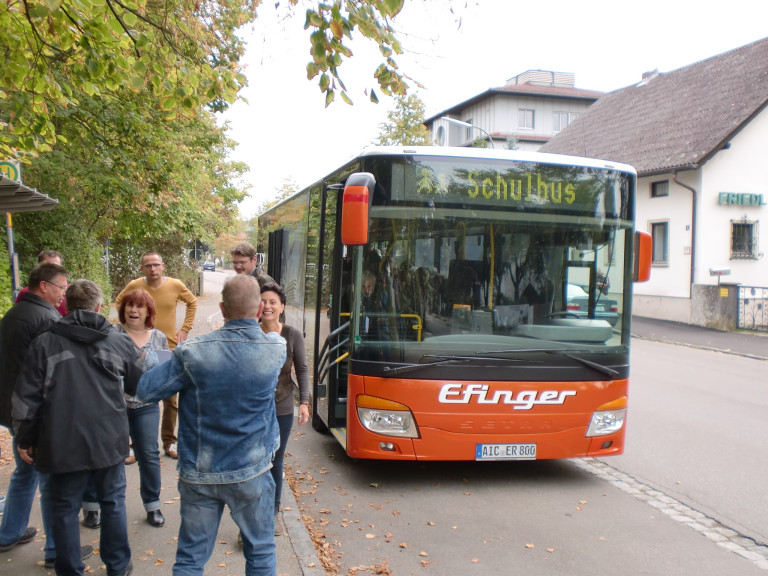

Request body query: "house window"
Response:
[553, 112, 578, 132]
[651, 181, 669, 197]
[650, 221, 669, 265]
[465, 117, 474, 142]
[518, 109, 535, 129]
[731, 219, 759, 259]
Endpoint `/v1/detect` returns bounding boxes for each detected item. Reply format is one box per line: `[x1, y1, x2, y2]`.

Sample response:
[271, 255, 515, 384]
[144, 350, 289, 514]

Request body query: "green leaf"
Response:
[381, 0, 404, 17]
[319, 73, 330, 92]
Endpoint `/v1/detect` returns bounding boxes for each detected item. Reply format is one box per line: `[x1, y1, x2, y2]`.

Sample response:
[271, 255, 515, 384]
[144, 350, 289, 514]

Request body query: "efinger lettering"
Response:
[438, 383, 576, 410]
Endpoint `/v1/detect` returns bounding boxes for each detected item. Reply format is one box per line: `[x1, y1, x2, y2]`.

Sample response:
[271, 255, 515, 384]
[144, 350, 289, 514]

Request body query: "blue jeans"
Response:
[0, 434, 55, 559]
[50, 463, 130, 576]
[270, 413, 293, 515]
[129, 404, 162, 511]
[174, 473, 276, 576]
[84, 404, 162, 513]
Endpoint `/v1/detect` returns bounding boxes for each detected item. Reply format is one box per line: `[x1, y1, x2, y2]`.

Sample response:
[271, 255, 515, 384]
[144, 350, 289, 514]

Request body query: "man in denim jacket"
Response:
[137, 275, 286, 575]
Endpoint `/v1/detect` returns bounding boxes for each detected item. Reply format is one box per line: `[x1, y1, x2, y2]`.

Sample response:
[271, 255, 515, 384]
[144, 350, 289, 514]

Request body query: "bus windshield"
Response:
[344, 154, 632, 366]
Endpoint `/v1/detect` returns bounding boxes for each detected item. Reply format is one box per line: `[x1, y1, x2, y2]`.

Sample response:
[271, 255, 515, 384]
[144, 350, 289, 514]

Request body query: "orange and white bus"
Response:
[258, 147, 651, 461]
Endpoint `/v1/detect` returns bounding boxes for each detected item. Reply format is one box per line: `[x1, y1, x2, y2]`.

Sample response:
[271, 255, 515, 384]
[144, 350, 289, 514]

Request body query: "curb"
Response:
[631, 332, 768, 362]
[282, 476, 326, 576]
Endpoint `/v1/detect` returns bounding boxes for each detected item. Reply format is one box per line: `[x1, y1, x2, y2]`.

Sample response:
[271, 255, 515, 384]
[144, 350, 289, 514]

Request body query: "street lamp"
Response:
[439, 116, 494, 149]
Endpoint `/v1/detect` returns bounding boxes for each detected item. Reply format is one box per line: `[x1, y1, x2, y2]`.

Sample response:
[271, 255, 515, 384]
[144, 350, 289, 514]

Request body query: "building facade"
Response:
[542, 38, 768, 328]
[425, 70, 602, 151]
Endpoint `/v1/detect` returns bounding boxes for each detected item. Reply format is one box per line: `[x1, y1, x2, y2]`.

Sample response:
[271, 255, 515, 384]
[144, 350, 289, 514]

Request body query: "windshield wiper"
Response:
[382, 350, 619, 378]
[382, 354, 528, 377]
[479, 348, 619, 378]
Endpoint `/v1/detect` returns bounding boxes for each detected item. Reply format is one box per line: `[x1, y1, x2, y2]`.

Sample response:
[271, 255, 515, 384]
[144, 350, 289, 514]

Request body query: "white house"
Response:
[542, 37, 768, 328]
[424, 70, 602, 151]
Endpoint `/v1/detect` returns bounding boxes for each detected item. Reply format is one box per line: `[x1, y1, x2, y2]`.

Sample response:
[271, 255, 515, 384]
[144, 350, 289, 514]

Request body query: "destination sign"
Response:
[397, 158, 629, 218]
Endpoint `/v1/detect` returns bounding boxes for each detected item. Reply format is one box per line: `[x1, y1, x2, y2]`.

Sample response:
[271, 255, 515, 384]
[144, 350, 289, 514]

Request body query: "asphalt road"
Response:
[285, 418, 768, 575]
[607, 337, 768, 546]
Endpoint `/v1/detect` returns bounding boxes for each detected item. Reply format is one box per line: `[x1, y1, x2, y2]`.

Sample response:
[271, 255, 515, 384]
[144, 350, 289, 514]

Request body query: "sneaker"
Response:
[0, 494, 5, 516]
[125, 448, 136, 465]
[44, 544, 93, 568]
[164, 443, 178, 459]
[0, 526, 37, 552]
[83, 510, 100, 528]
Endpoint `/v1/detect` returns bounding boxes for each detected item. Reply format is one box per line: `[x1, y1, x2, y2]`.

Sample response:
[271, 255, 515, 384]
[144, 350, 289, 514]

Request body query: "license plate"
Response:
[475, 443, 537, 461]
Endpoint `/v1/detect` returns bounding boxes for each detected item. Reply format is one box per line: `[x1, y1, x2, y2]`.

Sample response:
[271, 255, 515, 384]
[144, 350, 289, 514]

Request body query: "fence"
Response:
[738, 286, 768, 332]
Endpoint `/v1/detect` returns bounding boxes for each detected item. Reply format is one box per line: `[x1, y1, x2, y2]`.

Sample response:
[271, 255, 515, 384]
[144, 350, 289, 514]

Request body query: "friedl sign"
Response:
[718, 192, 766, 206]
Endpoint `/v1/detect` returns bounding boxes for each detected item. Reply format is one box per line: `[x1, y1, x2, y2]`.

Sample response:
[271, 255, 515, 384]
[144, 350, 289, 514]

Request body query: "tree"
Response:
[13, 78, 247, 296]
[1, 0, 423, 300]
[1, 0, 411, 158]
[376, 93, 431, 146]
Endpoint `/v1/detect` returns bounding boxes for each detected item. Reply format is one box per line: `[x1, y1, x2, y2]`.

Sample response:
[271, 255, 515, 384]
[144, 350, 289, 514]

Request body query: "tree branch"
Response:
[105, 0, 141, 58]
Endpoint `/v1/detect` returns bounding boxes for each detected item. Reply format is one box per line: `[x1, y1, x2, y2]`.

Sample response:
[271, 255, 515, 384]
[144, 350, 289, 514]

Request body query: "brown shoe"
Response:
[125, 449, 136, 465]
[164, 443, 178, 459]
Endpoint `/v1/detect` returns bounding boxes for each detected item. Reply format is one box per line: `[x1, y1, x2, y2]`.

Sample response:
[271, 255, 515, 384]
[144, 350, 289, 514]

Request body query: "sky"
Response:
[220, 0, 768, 218]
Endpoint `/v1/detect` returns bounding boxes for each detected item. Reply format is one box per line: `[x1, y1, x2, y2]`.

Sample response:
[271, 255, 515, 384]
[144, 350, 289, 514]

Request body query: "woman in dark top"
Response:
[259, 282, 309, 532]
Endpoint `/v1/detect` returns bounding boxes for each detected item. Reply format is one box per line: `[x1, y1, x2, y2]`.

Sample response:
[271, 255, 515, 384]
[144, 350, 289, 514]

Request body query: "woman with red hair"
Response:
[81, 289, 168, 529]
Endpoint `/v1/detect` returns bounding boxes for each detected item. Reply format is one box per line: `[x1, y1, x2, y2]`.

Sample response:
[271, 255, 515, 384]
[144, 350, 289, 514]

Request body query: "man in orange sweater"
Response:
[115, 252, 197, 460]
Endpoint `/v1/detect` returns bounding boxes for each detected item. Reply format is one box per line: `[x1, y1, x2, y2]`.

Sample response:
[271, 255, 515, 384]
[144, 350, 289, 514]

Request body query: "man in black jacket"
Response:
[0, 262, 70, 562]
[13, 279, 143, 576]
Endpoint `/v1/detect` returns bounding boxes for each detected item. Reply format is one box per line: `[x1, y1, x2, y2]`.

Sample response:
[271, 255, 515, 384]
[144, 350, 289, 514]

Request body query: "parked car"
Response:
[202, 260, 216, 271]
[565, 284, 619, 326]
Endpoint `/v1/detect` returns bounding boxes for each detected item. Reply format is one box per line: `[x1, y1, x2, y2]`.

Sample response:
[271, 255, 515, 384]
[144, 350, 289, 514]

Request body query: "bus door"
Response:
[312, 182, 350, 440]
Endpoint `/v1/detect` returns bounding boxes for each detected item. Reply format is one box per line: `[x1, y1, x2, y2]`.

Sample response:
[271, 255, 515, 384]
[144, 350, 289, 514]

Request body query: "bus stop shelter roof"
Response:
[0, 174, 58, 213]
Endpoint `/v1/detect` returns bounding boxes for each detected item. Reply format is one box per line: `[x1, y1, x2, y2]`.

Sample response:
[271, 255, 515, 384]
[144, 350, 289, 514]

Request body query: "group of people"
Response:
[0, 241, 311, 575]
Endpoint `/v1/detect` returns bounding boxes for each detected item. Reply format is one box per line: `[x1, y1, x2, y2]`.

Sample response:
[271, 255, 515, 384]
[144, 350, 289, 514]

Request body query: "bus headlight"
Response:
[357, 394, 419, 438]
[586, 397, 627, 437]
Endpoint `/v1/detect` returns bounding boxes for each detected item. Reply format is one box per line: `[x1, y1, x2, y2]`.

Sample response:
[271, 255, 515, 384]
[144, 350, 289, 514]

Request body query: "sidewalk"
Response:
[631, 315, 768, 360]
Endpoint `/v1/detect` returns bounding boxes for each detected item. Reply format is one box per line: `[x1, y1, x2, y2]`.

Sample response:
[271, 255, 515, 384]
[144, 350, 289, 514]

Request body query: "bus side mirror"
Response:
[341, 172, 375, 246]
[634, 231, 652, 282]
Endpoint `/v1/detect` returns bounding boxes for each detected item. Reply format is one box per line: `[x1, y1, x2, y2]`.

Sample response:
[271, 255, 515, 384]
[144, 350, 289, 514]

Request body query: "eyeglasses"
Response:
[143, 263, 163, 268]
[232, 259, 252, 267]
[45, 280, 68, 291]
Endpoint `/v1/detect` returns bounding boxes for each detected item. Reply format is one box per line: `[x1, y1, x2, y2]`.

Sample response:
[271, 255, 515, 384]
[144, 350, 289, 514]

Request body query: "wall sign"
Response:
[718, 192, 765, 206]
